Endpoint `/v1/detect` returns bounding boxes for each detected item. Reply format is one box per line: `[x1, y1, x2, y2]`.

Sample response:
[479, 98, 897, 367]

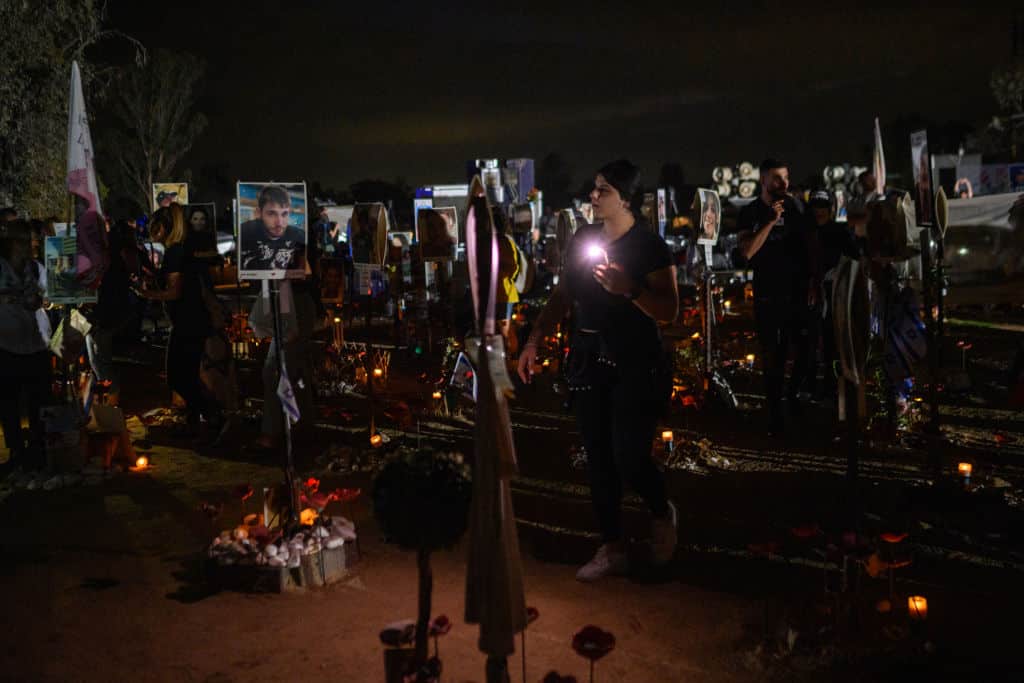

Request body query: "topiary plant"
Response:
[373, 448, 472, 667]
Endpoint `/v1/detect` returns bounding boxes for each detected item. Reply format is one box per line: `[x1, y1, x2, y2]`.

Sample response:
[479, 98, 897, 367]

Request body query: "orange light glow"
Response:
[907, 595, 928, 620]
[370, 433, 383, 448]
[661, 430, 673, 443]
[300, 508, 319, 526]
[691, 332, 700, 339]
[373, 367, 384, 378]
[432, 391, 443, 400]
[746, 354, 755, 364]
[134, 455, 149, 469]
[333, 317, 341, 324]
[958, 462, 972, 477]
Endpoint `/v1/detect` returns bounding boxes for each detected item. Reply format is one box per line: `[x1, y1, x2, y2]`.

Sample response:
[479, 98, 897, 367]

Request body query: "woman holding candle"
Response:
[518, 160, 680, 581]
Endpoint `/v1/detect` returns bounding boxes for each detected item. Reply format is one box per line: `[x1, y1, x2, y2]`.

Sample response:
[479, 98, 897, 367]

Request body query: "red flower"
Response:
[681, 395, 697, 407]
[301, 491, 331, 511]
[234, 484, 254, 502]
[329, 487, 362, 504]
[572, 625, 615, 662]
[304, 477, 320, 493]
[526, 606, 540, 625]
[880, 531, 908, 544]
[428, 614, 451, 637]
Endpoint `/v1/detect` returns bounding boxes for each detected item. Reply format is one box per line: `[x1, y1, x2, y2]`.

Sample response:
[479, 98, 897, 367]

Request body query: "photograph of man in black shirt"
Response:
[738, 158, 817, 436]
[239, 184, 307, 276]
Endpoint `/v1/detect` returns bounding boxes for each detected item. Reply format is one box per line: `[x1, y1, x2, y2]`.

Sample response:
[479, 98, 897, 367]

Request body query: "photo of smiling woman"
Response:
[518, 160, 680, 582]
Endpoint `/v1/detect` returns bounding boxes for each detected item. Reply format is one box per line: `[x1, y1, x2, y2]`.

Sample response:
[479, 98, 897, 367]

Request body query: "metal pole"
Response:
[269, 280, 298, 523]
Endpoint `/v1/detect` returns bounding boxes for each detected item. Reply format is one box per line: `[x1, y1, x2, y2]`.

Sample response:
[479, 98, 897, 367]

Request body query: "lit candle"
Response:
[333, 316, 341, 324]
[373, 367, 384, 378]
[370, 433, 383, 448]
[958, 462, 972, 484]
[661, 430, 673, 443]
[724, 300, 732, 311]
[432, 391, 442, 400]
[133, 455, 149, 470]
[746, 353, 755, 367]
[907, 595, 928, 621]
[542, 359, 551, 367]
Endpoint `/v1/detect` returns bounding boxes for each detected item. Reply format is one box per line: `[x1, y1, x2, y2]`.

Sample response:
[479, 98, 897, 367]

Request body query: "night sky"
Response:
[107, 1, 1017, 193]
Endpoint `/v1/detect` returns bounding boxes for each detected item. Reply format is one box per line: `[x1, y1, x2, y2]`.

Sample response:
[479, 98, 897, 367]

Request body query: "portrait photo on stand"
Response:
[696, 188, 721, 244]
[236, 181, 307, 280]
[910, 130, 933, 228]
[152, 182, 189, 210]
[320, 258, 345, 304]
[834, 189, 848, 223]
[349, 203, 389, 266]
[418, 206, 457, 262]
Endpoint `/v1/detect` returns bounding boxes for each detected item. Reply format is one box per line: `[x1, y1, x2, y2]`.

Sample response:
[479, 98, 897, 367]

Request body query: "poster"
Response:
[413, 197, 433, 241]
[44, 236, 97, 304]
[236, 181, 307, 280]
[910, 130, 933, 228]
[320, 258, 345, 304]
[418, 206, 457, 262]
[152, 182, 189, 210]
[354, 263, 386, 297]
[1011, 164, 1024, 192]
[834, 189, 848, 223]
[978, 164, 1010, 196]
[656, 188, 668, 236]
[696, 188, 721, 245]
[350, 203, 388, 266]
[185, 203, 217, 240]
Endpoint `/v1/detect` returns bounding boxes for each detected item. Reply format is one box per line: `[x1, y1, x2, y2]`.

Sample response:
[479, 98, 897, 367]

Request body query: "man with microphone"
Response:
[738, 158, 817, 436]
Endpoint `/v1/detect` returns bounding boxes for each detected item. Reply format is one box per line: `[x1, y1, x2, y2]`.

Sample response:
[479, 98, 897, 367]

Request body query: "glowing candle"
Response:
[370, 433, 383, 448]
[907, 595, 927, 621]
[373, 367, 384, 378]
[432, 391, 443, 400]
[134, 455, 149, 470]
[958, 462, 972, 483]
[661, 430, 673, 443]
[724, 300, 732, 311]
[746, 354, 755, 366]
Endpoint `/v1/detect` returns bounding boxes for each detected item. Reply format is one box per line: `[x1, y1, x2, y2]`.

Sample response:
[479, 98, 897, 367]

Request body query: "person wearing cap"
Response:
[738, 158, 817, 435]
[518, 160, 679, 581]
[807, 190, 862, 400]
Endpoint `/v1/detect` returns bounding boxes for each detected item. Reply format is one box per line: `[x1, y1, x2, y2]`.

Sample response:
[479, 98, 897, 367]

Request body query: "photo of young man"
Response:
[238, 183, 307, 278]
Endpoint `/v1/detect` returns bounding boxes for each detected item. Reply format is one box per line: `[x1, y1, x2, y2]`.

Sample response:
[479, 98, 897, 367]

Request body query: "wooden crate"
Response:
[209, 542, 359, 593]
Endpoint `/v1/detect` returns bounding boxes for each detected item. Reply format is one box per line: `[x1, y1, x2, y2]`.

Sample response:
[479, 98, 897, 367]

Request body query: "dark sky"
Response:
[107, 1, 1018, 193]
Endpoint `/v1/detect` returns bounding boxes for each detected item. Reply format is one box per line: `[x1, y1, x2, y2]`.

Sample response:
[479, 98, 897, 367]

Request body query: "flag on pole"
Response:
[872, 117, 886, 195]
[276, 375, 301, 424]
[67, 61, 101, 214]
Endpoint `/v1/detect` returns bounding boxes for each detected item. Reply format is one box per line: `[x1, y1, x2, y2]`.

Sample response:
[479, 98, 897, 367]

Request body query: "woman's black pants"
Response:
[573, 369, 669, 544]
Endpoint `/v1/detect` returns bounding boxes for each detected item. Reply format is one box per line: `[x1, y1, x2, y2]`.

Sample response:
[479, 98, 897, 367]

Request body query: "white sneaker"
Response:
[575, 544, 629, 582]
[651, 500, 678, 565]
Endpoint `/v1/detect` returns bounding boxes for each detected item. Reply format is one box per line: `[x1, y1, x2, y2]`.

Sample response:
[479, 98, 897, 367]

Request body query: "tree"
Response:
[0, 0, 138, 216]
[989, 61, 1024, 160]
[103, 50, 208, 212]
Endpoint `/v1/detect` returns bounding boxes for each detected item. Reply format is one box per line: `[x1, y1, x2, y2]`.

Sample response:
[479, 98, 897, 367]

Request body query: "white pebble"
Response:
[325, 537, 344, 550]
[264, 544, 278, 557]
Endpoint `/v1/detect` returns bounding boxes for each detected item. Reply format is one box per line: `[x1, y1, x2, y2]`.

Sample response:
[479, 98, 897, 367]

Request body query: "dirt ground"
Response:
[2, 289, 1024, 682]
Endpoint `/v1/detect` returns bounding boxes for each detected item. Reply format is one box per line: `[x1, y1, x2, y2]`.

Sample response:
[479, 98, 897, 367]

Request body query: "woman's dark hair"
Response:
[187, 205, 210, 230]
[597, 159, 641, 209]
[759, 158, 787, 174]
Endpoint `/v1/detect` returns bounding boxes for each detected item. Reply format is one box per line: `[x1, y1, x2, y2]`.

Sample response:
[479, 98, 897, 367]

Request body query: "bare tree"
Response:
[106, 50, 208, 211]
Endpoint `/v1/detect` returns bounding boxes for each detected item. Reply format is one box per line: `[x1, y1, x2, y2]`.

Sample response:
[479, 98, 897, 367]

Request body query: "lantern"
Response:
[907, 595, 927, 621]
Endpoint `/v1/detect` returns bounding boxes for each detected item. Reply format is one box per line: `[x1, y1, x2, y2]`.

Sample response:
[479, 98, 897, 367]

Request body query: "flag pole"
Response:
[269, 279, 299, 524]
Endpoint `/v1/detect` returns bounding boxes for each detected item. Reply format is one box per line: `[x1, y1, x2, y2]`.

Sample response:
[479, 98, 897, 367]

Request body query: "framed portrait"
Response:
[350, 203, 389, 266]
[910, 130, 933, 228]
[236, 181, 308, 280]
[834, 189, 848, 223]
[45, 236, 97, 304]
[696, 188, 721, 245]
[320, 258, 345, 304]
[419, 206, 457, 262]
[152, 182, 189, 210]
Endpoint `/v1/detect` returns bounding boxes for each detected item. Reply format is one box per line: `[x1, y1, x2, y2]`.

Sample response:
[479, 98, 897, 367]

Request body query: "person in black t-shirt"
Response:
[738, 158, 818, 435]
[518, 160, 679, 582]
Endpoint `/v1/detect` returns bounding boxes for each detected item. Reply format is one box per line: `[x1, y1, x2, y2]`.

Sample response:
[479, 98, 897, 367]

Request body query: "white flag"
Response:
[67, 61, 101, 214]
[872, 117, 886, 195]
[276, 374, 301, 424]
